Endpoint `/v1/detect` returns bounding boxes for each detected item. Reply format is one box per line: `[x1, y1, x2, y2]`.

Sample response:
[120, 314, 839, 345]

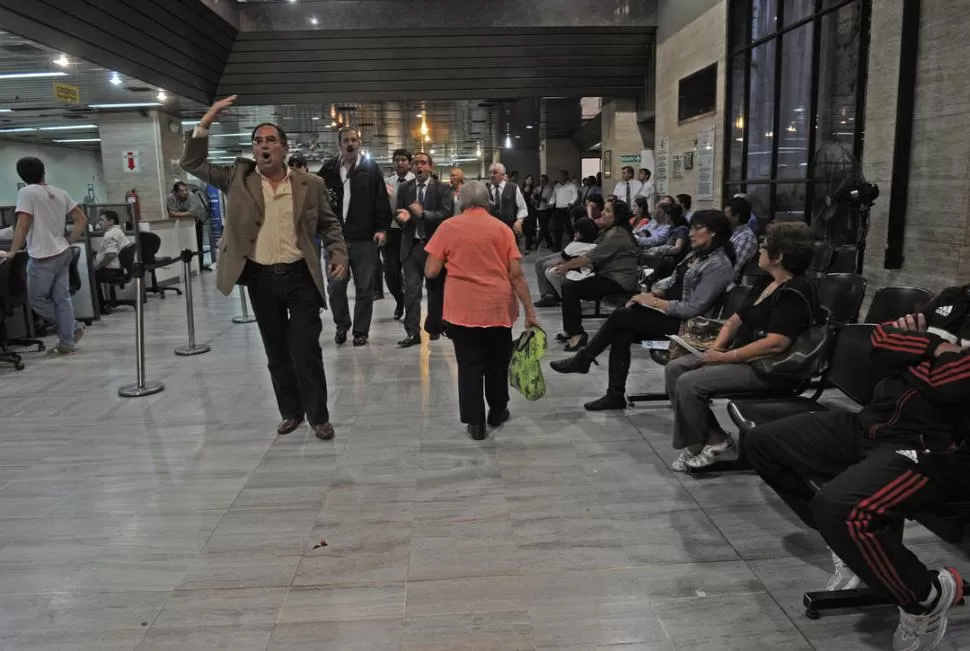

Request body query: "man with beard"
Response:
[381, 148, 415, 320]
[180, 95, 348, 441]
[318, 127, 392, 346]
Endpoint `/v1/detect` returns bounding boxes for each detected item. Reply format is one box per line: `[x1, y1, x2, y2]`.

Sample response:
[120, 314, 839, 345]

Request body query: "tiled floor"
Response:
[0, 256, 967, 650]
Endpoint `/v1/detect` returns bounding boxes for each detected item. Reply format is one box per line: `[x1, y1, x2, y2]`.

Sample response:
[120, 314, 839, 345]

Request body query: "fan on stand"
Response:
[811, 143, 879, 274]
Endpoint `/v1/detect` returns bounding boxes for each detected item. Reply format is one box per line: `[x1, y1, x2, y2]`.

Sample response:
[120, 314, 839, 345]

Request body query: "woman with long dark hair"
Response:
[549, 200, 639, 351]
[550, 210, 737, 410]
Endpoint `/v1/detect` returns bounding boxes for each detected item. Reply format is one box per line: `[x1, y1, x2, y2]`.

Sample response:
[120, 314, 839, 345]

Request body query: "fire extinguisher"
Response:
[126, 188, 140, 225]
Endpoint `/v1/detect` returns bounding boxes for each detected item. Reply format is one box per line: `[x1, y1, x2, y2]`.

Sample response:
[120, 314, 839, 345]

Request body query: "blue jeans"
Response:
[27, 248, 80, 349]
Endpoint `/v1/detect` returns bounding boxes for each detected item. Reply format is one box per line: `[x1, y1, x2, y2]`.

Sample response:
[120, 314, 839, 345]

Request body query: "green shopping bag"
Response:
[509, 327, 547, 401]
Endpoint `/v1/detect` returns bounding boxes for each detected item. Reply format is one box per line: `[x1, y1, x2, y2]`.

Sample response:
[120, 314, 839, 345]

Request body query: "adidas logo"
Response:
[896, 449, 918, 464]
[936, 305, 954, 317]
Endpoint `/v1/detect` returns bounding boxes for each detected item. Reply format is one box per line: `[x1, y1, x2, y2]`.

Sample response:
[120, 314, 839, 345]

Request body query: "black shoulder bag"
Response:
[750, 286, 834, 380]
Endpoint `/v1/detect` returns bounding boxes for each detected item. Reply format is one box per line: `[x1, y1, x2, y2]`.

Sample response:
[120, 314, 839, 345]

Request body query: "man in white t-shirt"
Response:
[0, 157, 88, 354]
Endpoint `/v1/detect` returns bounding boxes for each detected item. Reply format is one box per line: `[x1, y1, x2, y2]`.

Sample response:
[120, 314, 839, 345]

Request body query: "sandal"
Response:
[671, 449, 696, 473]
[685, 439, 735, 470]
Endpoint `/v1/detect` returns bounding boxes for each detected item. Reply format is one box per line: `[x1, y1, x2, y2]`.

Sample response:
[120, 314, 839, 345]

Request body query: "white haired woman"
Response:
[424, 181, 540, 440]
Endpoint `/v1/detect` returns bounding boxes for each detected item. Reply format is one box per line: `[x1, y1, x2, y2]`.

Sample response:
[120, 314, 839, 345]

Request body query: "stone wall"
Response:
[654, 1, 726, 210]
[601, 99, 650, 193]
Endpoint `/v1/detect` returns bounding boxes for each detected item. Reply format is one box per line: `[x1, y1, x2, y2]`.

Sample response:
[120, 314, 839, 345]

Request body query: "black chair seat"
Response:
[727, 397, 829, 432]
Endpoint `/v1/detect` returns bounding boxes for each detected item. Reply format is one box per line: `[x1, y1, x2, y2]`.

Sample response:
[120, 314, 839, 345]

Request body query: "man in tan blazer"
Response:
[181, 95, 348, 441]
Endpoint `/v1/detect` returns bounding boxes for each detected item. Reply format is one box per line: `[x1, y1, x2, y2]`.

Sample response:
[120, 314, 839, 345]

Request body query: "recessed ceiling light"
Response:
[89, 102, 163, 108]
[0, 109, 12, 113]
[416, 113, 423, 118]
[525, 125, 534, 129]
[429, 149, 436, 154]
[39, 124, 98, 131]
[53, 55, 69, 67]
[310, 16, 318, 25]
[515, 135, 521, 139]
[330, 120, 337, 127]
[0, 127, 37, 133]
[0, 72, 68, 80]
[156, 89, 168, 102]
[312, 116, 320, 120]
[110, 72, 122, 86]
[52, 138, 101, 143]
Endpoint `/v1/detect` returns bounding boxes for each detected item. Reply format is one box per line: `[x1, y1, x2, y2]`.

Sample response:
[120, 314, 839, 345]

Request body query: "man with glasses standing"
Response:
[318, 127, 392, 347]
[181, 95, 348, 442]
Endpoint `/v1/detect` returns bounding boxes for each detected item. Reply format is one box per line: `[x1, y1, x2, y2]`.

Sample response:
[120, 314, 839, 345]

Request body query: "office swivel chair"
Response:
[0, 257, 24, 370]
[0, 252, 45, 369]
[101, 243, 139, 311]
[139, 232, 181, 298]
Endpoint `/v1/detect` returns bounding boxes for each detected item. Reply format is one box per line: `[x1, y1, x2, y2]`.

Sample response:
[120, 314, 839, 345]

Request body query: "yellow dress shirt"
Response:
[252, 172, 304, 265]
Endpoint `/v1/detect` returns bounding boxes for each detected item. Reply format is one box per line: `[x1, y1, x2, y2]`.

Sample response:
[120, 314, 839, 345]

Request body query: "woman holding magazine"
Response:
[664, 221, 817, 471]
[550, 210, 736, 410]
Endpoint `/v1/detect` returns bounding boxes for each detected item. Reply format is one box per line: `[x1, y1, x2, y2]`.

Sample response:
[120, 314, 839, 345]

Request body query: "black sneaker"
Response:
[467, 424, 487, 440]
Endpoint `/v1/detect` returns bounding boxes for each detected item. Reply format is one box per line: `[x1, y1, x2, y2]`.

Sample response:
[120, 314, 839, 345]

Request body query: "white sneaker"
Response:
[671, 450, 694, 473]
[684, 439, 735, 470]
[893, 567, 963, 651]
[826, 551, 862, 591]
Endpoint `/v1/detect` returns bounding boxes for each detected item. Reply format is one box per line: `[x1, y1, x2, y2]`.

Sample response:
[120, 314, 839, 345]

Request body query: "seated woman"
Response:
[544, 216, 600, 300]
[550, 210, 737, 410]
[631, 196, 650, 230]
[551, 200, 640, 351]
[634, 200, 671, 248]
[664, 221, 817, 471]
[640, 203, 690, 282]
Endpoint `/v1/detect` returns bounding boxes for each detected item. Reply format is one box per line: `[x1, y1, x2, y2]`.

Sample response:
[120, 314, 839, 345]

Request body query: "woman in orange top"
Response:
[425, 181, 540, 440]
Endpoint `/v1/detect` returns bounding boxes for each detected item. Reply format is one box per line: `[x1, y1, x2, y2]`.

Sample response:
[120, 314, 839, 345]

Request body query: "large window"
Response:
[724, 0, 870, 225]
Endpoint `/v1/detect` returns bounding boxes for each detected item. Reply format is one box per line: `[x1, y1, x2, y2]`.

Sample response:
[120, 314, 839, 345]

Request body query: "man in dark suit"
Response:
[317, 127, 392, 347]
[395, 151, 454, 348]
[180, 95, 348, 441]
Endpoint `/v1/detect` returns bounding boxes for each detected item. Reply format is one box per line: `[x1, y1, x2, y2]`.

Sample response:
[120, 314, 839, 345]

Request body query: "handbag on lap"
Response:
[749, 289, 833, 380]
[509, 327, 547, 401]
[667, 317, 721, 360]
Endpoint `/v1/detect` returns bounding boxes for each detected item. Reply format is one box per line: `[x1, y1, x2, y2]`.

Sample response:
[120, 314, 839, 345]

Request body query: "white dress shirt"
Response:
[385, 171, 414, 229]
[96, 224, 130, 270]
[637, 180, 656, 213]
[491, 181, 529, 220]
[612, 179, 643, 207]
[552, 182, 578, 208]
[339, 153, 363, 221]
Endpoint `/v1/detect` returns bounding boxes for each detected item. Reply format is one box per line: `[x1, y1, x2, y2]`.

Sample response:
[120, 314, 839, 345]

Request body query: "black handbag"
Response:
[750, 287, 834, 380]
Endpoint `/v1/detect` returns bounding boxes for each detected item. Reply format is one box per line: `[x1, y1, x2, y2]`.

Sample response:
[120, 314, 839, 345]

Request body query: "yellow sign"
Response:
[53, 82, 80, 104]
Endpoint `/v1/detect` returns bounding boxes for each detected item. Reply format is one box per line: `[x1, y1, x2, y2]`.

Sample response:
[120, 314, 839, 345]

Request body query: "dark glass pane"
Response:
[774, 183, 808, 222]
[746, 39, 776, 181]
[730, 0, 750, 49]
[728, 54, 746, 182]
[746, 184, 771, 223]
[782, 0, 814, 26]
[777, 23, 813, 179]
[751, 0, 778, 41]
[815, 1, 861, 152]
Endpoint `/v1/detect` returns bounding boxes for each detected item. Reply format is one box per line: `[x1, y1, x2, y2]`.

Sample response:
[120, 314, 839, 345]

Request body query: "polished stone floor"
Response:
[0, 257, 967, 650]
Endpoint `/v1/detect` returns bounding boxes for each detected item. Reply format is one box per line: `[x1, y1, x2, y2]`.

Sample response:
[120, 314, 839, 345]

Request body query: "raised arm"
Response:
[180, 96, 239, 193]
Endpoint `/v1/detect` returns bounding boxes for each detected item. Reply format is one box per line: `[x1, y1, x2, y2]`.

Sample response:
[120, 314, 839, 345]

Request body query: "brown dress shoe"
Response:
[277, 418, 304, 435]
[313, 422, 335, 441]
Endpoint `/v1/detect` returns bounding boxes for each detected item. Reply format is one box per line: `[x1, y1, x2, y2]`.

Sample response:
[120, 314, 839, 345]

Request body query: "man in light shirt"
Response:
[382, 148, 414, 320]
[0, 156, 87, 355]
[636, 168, 655, 213]
[612, 166, 643, 209]
[486, 162, 528, 234]
[551, 169, 578, 251]
[93, 210, 130, 311]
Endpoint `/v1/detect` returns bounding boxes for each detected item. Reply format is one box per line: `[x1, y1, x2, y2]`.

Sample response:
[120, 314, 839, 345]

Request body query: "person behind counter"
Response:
[0, 156, 88, 355]
[93, 210, 131, 314]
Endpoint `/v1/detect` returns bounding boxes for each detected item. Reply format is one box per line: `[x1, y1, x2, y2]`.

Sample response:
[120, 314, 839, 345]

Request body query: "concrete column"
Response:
[540, 138, 581, 180]
[600, 98, 651, 194]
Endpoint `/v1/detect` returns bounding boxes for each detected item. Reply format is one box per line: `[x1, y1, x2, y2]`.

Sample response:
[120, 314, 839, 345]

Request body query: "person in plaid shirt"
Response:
[725, 196, 758, 281]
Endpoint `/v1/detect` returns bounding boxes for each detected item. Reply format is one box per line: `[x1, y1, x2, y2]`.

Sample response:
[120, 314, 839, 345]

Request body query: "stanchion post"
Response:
[175, 249, 211, 357]
[232, 285, 257, 324]
[119, 259, 164, 397]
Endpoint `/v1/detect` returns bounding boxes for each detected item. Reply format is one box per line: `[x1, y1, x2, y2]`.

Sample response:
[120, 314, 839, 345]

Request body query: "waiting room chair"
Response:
[864, 285, 933, 324]
[140, 232, 181, 298]
[817, 272, 867, 326]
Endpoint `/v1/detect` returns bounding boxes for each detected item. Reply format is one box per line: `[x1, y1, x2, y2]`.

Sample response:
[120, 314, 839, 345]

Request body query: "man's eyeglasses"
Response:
[253, 135, 281, 146]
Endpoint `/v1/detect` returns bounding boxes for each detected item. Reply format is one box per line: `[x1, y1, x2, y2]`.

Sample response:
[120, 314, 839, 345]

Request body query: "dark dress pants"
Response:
[381, 228, 404, 306]
[194, 219, 209, 271]
[523, 206, 538, 250]
[742, 411, 964, 608]
[551, 208, 574, 251]
[328, 239, 378, 336]
[537, 209, 553, 249]
[582, 305, 681, 393]
[449, 324, 514, 426]
[245, 260, 330, 426]
[560, 275, 629, 336]
[402, 243, 445, 337]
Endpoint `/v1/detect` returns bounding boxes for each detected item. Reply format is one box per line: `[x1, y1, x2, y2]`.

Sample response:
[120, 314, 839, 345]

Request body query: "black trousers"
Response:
[449, 324, 513, 426]
[583, 305, 681, 393]
[560, 275, 629, 336]
[402, 244, 445, 337]
[743, 411, 967, 608]
[551, 208, 574, 251]
[244, 260, 330, 426]
[523, 206, 538, 250]
[537, 209, 553, 249]
[378, 228, 403, 305]
[194, 219, 209, 272]
[327, 239, 378, 336]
